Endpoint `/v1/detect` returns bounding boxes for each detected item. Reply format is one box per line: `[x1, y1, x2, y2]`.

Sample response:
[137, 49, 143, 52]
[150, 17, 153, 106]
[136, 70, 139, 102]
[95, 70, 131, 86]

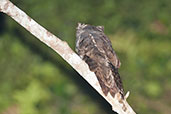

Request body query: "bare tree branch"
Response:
[0, 0, 136, 114]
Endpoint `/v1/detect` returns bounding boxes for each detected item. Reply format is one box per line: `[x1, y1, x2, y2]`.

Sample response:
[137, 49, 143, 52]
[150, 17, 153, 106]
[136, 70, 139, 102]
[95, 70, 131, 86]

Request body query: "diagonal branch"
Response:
[0, 0, 136, 114]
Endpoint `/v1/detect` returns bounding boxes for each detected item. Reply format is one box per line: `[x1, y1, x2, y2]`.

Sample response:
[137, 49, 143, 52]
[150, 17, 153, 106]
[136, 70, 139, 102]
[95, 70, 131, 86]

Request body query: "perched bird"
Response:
[75, 23, 124, 98]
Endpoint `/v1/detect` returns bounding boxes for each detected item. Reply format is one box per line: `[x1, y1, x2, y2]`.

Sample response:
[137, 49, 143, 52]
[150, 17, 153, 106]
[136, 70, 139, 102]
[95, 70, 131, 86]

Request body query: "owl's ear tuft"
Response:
[97, 26, 104, 32]
[77, 22, 87, 30]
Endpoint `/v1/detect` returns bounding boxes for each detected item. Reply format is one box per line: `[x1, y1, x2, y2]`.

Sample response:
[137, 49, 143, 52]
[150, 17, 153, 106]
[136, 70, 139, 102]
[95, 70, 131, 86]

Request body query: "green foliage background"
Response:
[0, 0, 171, 114]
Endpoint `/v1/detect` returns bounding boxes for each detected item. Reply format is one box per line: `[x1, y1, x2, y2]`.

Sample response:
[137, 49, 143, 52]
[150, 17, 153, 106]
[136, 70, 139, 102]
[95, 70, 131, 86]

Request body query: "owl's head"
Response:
[77, 23, 104, 31]
[76, 23, 104, 36]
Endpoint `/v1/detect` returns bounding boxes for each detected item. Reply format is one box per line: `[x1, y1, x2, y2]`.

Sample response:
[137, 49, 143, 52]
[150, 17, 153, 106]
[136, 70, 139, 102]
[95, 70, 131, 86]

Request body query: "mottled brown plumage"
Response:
[75, 23, 124, 98]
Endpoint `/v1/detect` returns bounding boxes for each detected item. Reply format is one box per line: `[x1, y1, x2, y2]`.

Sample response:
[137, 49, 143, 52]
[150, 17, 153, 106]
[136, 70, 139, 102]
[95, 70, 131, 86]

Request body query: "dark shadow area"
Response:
[0, 13, 6, 34]
[13, 28, 117, 114]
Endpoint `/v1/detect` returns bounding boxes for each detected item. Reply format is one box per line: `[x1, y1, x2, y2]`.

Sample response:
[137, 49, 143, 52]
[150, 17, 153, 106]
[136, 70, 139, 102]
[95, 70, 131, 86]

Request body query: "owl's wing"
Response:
[89, 51, 124, 97]
[87, 33, 123, 97]
[82, 48, 117, 96]
[94, 34, 121, 69]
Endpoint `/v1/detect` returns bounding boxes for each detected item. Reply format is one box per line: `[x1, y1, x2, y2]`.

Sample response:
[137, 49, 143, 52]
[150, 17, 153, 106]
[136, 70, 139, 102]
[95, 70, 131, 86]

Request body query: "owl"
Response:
[75, 23, 124, 99]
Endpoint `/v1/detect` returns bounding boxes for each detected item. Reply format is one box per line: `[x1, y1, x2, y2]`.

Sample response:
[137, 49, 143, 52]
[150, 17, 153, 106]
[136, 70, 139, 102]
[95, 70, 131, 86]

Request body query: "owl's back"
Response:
[76, 23, 124, 98]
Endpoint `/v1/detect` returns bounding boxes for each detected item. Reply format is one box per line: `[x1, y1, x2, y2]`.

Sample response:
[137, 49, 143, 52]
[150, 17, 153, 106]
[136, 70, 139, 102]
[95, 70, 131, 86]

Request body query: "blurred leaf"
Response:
[144, 81, 162, 98]
[14, 80, 50, 114]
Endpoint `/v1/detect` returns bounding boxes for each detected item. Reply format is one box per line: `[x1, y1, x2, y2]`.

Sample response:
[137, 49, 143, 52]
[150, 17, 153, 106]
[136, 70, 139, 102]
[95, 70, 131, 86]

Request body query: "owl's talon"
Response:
[124, 91, 130, 100]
